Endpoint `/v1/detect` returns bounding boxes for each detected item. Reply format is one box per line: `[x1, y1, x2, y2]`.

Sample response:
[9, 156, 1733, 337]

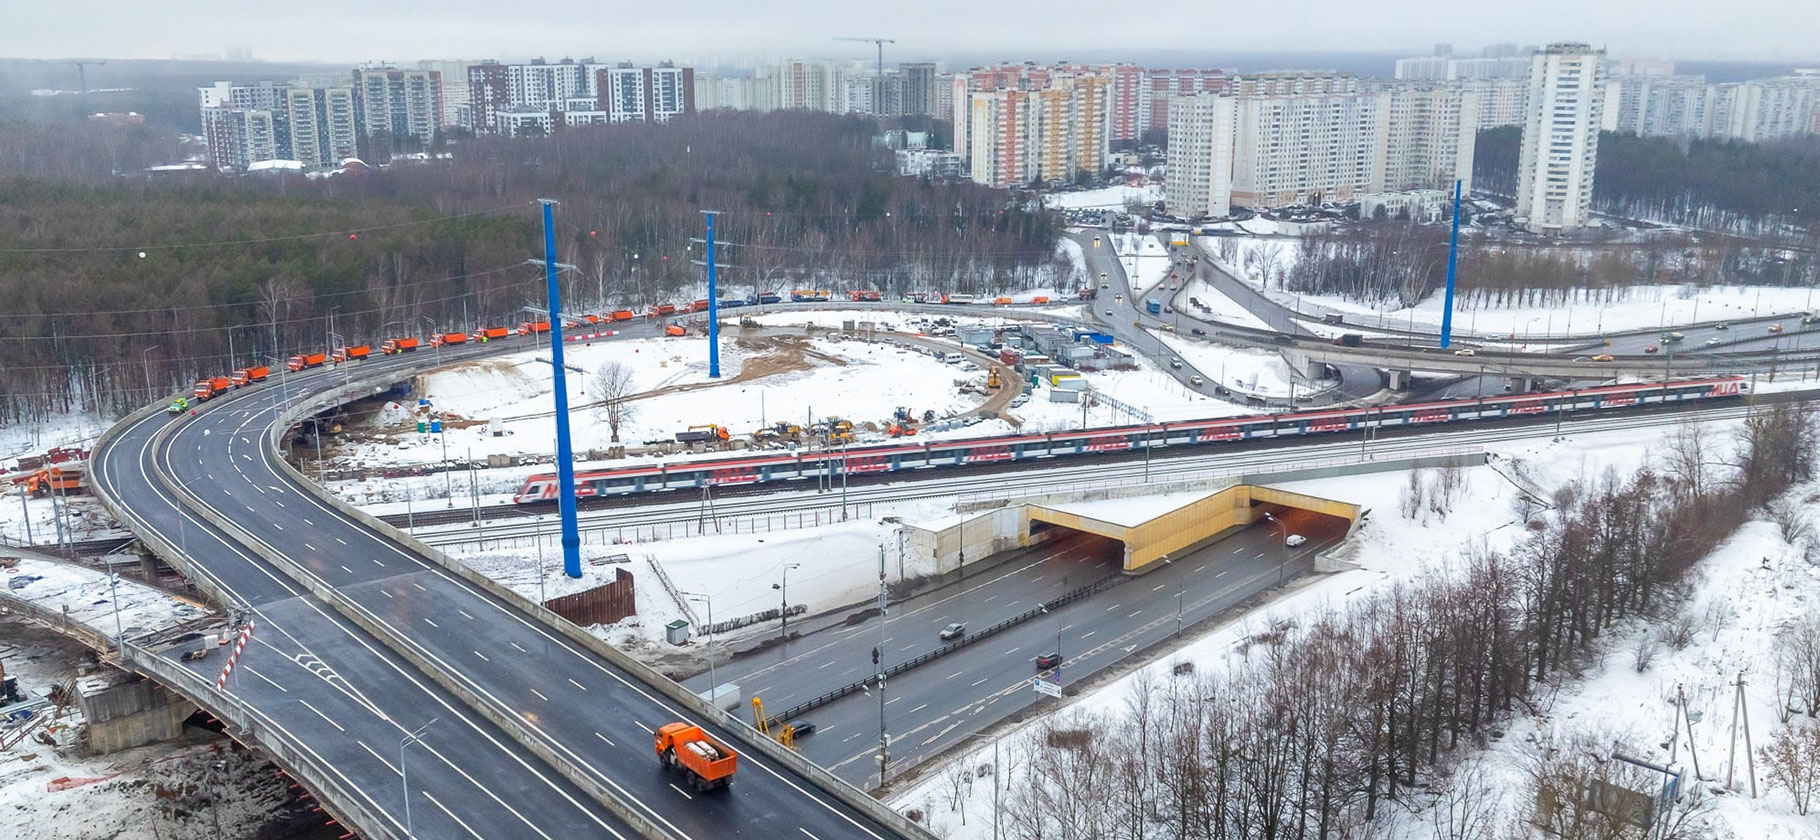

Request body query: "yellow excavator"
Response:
[752, 696, 798, 749]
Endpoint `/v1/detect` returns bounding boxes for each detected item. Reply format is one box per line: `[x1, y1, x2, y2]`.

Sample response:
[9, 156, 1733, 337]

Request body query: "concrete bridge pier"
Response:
[1387, 369, 1413, 391]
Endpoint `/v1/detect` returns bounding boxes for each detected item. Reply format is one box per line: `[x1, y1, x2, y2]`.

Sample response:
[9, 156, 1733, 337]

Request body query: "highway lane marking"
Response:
[272, 522, 283, 531]
[633, 720, 654, 734]
[297, 699, 345, 732]
[335, 537, 346, 545]
[424, 618, 439, 628]
[801, 830, 825, 840]
[1004, 645, 1020, 654]
[1004, 600, 1018, 608]
[242, 666, 287, 692]
[303, 518, 312, 525]
[412, 582, 426, 591]
[304, 543, 316, 551]
[340, 565, 354, 574]
[1082, 631, 1097, 639]
[357, 740, 401, 776]
[1153, 583, 1167, 591]
[1232, 547, 1244, 554]
[946, 671, 962, 680]
[459, 609, 475, 621]
[594, 732, 614, 747]
[510, 642, 528, 653]
[900, 643, 917, 651]
[380, 590, 393, 598]
[371, 557, 386, 567]
[1214, 570, 1229, 578]
[818, 662, 834, 670]
[1128, 610, 1143, 618]
[530, 688, 549, 702]
[241, 454, 250, 462]
[921, 721, 961, 747]
[886, 697, 902, 706]
[569, 678, 587, 691]
[669, 783, 693, 800]
[421, 790, 487, 839]
[1105, 603, 1121, 611]
[971, 678, 988, 687]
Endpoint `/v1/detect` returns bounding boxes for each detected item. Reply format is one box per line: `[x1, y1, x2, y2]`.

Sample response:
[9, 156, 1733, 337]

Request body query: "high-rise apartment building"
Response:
[1395, 44, 1533, 81]
[1704, 76, 1820, 142]
[778, 59, 843, 112]
[957, 64, 1112, 187]
[1145, 69, 1228, 138]
[1602, 74, 1708, 136]
[1164, 75, 1476, 219]
[282, 86, 359, 168]
[1514, 43, 1606, 234]
[694, 71, 777, 111]
[1464, 78, 1528, 128]
[1103, 64, 1146, 144]
[597, 62, 695, 123]
[416, 60, 471, 128]
[354, 67, 442, 146]
[900, 62, 937, 116]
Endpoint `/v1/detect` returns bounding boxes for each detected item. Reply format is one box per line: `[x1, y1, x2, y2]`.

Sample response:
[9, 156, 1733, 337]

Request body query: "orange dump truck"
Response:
[1031, 295, 1051, 304]
[649, 303, 677, 318]
[382, 337, 420, 355]
[517, 321, 550, 336]
[287, 353, 326, 372]
[610, 310, 636, 322]
[231, 366, 269, 387]
[654, 723, 737, 792]
[993, 296, 1013, 306]
[193, 376, 232, 400]
[478, 327, 510, 342]
[431, 332, 468, 347]
[332, 345, 371, 362]
[15, 466, 83, 497]
[664, 324, 686, 337]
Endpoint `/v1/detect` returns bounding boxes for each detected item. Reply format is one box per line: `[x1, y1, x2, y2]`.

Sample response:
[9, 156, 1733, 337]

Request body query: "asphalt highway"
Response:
[685, 507, 1349, 786]
[98, 338, 908, 840]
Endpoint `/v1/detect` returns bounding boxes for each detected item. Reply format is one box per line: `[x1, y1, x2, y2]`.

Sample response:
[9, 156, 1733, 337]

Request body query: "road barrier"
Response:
[773, 572, 1128, 723]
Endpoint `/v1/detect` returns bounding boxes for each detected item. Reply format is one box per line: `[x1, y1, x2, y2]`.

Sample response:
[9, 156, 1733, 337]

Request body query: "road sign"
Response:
[1031, 678, 1062, 698]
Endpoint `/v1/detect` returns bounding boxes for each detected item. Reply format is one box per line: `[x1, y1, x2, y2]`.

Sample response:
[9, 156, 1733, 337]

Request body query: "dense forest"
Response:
[1475, 127, 1820, 234]
[0, 111, 1061, 424]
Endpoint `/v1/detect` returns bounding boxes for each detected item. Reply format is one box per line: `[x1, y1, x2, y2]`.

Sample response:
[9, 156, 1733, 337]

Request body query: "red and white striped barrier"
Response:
[217, 621, 254, 690]
[565, 330, 620, 342]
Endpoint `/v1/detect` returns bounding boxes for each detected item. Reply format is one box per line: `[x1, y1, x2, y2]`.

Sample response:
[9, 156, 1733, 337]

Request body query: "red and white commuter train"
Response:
[512, 377, 1749, 503]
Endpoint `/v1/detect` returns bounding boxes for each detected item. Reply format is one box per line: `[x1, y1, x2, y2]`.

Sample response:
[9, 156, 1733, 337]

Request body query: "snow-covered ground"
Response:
[0, 552, 211, 641]
[0, 411, 110, 469]
[341, 333, 981, 470]
[1198, 233, 1820, 337]
[1175, 277, 1270, 330]
[1110, 232, 1173, 298]
[1010, 350, 1256, 430]
[1156, 333, 1328, 400]
[889, 413, 1814, 838]
[1042, 183, 1162, 211]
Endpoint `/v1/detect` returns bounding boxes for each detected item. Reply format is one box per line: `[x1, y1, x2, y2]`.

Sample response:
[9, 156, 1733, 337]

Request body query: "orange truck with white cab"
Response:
[654, 722, 737, 792]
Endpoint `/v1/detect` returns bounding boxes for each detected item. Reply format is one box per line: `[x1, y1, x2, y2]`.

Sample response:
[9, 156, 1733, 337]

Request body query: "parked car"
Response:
[1034, 653, 1063, 670]
[1190, 327, 1206, 336]
[940, 623, 967, 641]
[1285, 534, 1307, 547]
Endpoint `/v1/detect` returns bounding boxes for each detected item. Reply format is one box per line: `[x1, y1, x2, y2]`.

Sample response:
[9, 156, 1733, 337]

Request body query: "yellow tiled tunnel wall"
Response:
[1025, 485, 1361, 573]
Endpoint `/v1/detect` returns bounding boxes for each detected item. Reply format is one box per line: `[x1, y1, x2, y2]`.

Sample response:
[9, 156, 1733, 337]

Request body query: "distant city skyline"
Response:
[5, 1, 1817, 65]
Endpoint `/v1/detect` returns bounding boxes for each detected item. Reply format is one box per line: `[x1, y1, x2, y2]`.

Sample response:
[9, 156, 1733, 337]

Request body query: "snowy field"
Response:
[1196, 234, 1820, 337]
[1041, 183, 1161, 211]
[1010, 350, 1257, 429]
[0, 411, 111, 469]
[888, 413, 1819, 839]
[1109, 231, 1173, 298]
[340, 333, 982, 469]
[1175, 277, 1270, 330]
[1156, 333, 1327, 400]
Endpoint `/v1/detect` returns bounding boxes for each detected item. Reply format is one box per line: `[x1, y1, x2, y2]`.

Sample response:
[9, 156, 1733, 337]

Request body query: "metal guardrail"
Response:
[261, 369, 939, 839]
[773, 572, 1127, 723]
[117, 639, 404, 840]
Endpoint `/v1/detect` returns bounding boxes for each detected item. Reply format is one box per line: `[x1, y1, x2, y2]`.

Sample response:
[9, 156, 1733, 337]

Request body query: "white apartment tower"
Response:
[1514, 43, 1606, 234]
[1164, 95, 1237, 217]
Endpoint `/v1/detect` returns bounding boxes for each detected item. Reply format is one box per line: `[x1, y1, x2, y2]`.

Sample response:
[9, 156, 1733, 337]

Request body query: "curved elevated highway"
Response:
[92, 337, 922, 840]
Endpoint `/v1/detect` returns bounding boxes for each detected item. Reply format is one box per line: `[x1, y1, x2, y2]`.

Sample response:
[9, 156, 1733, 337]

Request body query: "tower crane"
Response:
[67, 59, 107, 95]
[833, 37, 895, 113]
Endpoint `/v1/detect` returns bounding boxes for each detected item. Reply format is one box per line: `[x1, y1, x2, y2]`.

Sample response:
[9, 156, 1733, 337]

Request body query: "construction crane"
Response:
[67, 59, 106, 95]
[833, 37, 895, 113]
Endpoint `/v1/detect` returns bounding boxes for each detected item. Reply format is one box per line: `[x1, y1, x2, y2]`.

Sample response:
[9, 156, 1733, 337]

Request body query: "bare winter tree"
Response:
[590, 361, 638, 443]
[1761, 719, 1820, 816]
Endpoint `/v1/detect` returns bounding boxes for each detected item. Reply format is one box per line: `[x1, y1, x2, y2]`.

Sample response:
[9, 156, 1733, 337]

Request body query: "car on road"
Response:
[1285, 534, 1307, 547]
[1573, 356, 1592, 363]
[940, 623, 967, 641]
[1114, 293, 1123, 303]
[1189, 375, 1205, 387]
[1706, 337, 1722, 347]
[1644, 344, 1659, 353]
[1034, 653, 1063, 670]
[1715, 323, 1729, 331]
[1191, 327, 1206, 336]
[1453, 348, 1475, 356]
[1272, 335, 1294, 345]
[788, 720, 818, 738]
[1092, 236, 1101, 248]
[1169, 358, 1183, 369]
[1592, 354, 1615, 362]
[1769, 323, 1785, 333]
[1103, 309, 1115, 317]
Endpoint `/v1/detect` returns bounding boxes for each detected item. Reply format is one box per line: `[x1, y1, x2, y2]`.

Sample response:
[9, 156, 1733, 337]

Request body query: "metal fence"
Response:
[543, 567, 637, 627]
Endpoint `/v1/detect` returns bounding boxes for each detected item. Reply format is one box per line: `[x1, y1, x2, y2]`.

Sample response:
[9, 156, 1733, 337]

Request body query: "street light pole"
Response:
[140, 345, 161, 404]
[773, 563, 800, 637]
[400, 717, 438, 839]
[1263, 512, 1289, 585]
[684, 592, 717, 703]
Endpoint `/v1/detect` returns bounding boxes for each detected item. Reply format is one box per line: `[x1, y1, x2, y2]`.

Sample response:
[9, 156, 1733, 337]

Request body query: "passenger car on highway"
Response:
[1285, 534, 1307, 547]
[940, 623, 966, 641]
[1034, 653, 1062, 670]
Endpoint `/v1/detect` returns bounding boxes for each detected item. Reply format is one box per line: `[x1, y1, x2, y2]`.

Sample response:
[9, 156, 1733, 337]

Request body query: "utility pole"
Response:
[704, 211, 722, 378]
[529, 200, 584, 579]
[875, 544, 889, 787]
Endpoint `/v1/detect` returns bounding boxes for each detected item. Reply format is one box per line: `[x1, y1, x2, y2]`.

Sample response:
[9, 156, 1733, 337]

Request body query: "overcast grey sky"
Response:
[5, 0, 1813, 64]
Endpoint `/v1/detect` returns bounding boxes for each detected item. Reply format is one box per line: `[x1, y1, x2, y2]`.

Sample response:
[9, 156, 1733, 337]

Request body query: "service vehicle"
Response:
[382, 337, 421, 354]
[286, 353, 326, 372]
[231, 366, 269, 387]
[654, 722, 737, 792]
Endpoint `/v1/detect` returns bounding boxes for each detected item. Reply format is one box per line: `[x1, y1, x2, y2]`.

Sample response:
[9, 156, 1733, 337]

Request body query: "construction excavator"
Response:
[751, 696, 802, 749]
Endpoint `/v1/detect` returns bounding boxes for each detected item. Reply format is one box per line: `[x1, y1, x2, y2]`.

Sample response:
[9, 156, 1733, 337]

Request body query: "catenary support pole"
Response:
[540, 199, 584, 579]
[1439, 178, 1462, 349]
[705, 210, 720, 379]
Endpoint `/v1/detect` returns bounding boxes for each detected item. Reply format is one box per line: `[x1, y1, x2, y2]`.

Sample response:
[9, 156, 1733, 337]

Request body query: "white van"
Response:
[942, 352, 964, 364]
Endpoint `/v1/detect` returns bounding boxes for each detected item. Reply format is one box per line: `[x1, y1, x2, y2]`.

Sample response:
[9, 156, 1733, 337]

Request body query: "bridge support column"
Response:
[1506, 375, 1537, 394]
[78, 676, 194, 754]
[1387, 369, 1413, 391]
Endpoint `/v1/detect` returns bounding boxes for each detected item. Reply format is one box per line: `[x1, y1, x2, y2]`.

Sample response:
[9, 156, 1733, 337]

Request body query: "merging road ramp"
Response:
[93, 339, 927, 840]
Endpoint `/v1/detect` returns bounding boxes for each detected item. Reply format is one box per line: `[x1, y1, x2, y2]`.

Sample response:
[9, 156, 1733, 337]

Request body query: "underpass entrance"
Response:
[1024, 484, 1360, 573]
